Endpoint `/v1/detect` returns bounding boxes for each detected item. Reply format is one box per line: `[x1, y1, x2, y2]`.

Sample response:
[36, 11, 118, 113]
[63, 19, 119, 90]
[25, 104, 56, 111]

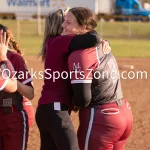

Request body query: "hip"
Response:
[79, 99, 133, 122]
[36, 103, 73, 130]
[38, 96, 73, 109]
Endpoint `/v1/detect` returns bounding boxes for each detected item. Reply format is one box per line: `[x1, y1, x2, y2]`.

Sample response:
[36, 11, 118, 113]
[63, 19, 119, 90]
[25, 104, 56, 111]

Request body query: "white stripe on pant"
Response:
[21, 111, 27, 150]
[84, 108, 94, 150]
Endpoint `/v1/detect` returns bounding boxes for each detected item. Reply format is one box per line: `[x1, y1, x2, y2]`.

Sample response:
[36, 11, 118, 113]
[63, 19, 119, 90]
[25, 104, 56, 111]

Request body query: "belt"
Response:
[0, 107, 13, 114]
[46, 102, 69, 111]
[91, 99, 123, 108]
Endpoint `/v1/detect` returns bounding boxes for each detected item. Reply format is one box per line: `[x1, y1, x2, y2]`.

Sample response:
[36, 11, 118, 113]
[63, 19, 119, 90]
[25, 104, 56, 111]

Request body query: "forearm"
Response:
[69, 31, 100, 52]
[17, 81, 34, 100]
[72, 96, 91, 109]
[0, 78, 17, 93]
[72, 83, 92, 109]
[0, 60, 17, 92]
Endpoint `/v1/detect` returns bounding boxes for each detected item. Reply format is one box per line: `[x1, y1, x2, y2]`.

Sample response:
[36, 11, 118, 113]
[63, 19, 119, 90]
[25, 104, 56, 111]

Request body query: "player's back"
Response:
[68, 47, 123, 106]
[39, 36, 73, 109]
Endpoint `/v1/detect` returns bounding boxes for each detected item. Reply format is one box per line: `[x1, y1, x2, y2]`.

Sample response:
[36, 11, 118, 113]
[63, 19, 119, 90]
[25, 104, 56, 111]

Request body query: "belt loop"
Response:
[116, 99, 123, 106]
[54, 102, 61, 110]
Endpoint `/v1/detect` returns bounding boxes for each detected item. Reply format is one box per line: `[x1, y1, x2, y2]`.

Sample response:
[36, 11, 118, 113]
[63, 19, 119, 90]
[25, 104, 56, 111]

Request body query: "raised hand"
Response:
[0, 30, 10, 61]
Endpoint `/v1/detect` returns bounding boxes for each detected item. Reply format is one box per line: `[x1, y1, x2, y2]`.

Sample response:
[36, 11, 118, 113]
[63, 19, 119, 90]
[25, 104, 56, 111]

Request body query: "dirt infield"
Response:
[25, 56, 150, 150]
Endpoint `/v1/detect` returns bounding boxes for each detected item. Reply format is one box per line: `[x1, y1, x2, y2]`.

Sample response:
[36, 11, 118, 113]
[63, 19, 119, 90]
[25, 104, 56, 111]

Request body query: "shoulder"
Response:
[46, 37, 55, 43]
[7, 51, 26, 68]
[7, 51, 23, 61]
[69, 47, 97, 59]
[68, 47, 98, 70]
[52, 35, 74, 45]
[54, 35, 74, 40]
[46, 35, 75, 54]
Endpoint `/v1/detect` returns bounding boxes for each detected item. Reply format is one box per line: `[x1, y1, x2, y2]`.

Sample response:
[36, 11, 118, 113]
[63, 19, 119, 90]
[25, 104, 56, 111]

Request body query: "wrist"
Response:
[0, 56, 7, 62]
[73, 105, 81, 109]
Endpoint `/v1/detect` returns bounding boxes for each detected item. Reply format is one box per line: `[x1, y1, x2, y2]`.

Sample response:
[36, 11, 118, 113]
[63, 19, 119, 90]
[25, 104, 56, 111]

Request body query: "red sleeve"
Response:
[68, 48, 98, 84]
[68, 47, 99, 108]
[12, 54, 33, 87]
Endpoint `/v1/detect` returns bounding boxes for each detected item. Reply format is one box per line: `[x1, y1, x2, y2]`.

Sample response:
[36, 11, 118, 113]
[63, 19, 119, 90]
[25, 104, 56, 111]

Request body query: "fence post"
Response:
[37, 0, 42, 36]
[17, 19, 20, 41]
[100, 18, 104, 38]
[128, 19, 132, 38]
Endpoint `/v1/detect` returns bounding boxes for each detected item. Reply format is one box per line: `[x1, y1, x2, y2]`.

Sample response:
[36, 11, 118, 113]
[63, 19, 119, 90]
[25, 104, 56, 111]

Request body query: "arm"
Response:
[68, 50, 96, 109]
[71, 83, 92, 109]
[0, 60, 17, 93]
[68, 31, 111, 55]
[0, 30, 17, 92]
[51, 30, 100, 54]
[51, 32, 110, 56]
[0, 77, 17, 93]
[12, 53, 34, 100]
[69, 30, 100, 53]
[17, 81, 34, 100]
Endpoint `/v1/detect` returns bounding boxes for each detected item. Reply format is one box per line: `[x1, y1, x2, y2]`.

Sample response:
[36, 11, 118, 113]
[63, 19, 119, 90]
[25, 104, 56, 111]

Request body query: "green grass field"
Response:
[1, 19, 150, 57]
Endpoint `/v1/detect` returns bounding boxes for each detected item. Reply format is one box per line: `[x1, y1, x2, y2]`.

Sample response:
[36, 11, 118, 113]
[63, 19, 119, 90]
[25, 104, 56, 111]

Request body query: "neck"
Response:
[79, 29, 89, 34]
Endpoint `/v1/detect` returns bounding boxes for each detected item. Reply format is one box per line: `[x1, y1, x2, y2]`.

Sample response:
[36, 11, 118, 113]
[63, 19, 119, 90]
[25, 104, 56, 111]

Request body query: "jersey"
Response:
[68, 46, 123, 108]
[7, 51, 33, 87]
[38, 36, 74, 109]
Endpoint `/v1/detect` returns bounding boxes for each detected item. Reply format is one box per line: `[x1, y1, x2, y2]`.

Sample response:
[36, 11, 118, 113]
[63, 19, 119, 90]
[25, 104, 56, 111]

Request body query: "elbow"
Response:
[28, 91, 34, 100]
[12, 87, 17, 93]
[28, 89, 34, 100]
[4, 85, 17, 93]
[11, 82, 18, 92]
[7, 79, 17, 93]
[28, 94, 34, 100]
[72, 98, 91, 109]
[9, 87, 17, 93]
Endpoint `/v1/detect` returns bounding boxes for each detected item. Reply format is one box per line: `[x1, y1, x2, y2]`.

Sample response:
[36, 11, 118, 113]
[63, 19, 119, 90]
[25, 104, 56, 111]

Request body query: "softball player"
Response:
[36, 9, 110, 150]
[0, 24, 34, 150]
[0, 28, 18, 150]
[5, 26, 35, 127]
[0, 98, 34, 150]
[66, 8, 133, 150]
[0, 29, 17, 93]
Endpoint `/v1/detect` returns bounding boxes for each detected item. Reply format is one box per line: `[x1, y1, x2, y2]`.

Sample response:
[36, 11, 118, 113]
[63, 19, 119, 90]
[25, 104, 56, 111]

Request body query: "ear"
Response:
[79, 25, 87, 34]
[82, 25, 86, 31]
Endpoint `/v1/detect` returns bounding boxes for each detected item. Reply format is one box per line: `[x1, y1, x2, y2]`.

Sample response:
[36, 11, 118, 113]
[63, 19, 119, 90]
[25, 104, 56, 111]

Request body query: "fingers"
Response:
[6, 36, 10, 46]
[0, 30, 3, 43]
[3, 31, 6, 44]
[101, 40, 111, 54]
[105, 45, 111, 54]
[0, 30, 9, 45]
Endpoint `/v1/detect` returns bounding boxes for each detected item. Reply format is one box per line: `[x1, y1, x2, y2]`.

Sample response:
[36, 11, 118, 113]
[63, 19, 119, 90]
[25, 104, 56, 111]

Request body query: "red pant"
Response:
[23, 98, 35, 127]
[77, 99, 133, 150]
[0, 108, 28, 150]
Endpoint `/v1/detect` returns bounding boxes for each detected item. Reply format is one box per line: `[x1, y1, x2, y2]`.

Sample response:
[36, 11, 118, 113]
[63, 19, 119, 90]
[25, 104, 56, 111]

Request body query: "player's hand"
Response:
[73, 105, 81, 113]
[101, 39, 111, 54]
[0, 30, 10, 61]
